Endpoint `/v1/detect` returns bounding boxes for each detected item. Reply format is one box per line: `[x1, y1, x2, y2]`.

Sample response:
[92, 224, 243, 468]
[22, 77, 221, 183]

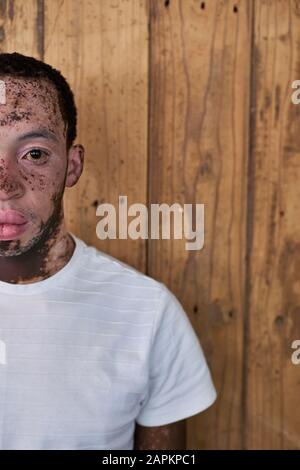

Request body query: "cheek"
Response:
[19, 168, 47, 192]
[19, 166, 65, 193]
[20, 168, 66, 220]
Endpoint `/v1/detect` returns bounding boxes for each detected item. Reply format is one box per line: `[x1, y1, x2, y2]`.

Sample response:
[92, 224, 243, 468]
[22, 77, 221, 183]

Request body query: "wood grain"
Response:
[0, 0, 41, 56]
[44, 0, 149, 271]
[246, 0, 300, 449]
[147, 0, 252, 449]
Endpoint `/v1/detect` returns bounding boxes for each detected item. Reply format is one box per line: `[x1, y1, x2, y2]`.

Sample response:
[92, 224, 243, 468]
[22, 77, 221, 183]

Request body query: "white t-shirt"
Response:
[0, 234, 217, 450]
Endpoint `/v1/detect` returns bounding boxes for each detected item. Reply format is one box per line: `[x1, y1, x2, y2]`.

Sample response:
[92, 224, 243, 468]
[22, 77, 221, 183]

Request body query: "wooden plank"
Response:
[148, 0, 252, 449]
[246, 0, 300, 449]
[0, 0, 41, 56]
[44, 0, 149, 271]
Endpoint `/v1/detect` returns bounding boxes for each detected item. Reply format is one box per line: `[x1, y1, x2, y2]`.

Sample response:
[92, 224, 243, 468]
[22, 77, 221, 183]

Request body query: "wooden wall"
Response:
[1, 0, 300, 450]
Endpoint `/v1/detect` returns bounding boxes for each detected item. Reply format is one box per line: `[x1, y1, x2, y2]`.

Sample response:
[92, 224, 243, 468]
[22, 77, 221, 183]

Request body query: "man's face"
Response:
[0, 76, 79, 257]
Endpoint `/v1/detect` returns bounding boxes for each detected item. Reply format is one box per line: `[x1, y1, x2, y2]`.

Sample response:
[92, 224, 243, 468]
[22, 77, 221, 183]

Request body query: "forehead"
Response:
[0, 76, 65, 137]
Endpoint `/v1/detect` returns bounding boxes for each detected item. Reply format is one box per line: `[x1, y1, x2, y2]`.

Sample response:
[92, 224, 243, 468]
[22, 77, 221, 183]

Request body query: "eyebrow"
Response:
[16, 129, 59, 144]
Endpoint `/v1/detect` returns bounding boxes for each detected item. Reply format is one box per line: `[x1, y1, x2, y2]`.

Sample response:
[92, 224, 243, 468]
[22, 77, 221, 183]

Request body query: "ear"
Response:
[65, 144, 84, 187]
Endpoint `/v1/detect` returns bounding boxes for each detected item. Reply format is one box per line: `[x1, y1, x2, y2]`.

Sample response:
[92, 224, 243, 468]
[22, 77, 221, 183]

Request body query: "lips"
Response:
[0, 210, 29, 240]
[0, 210, 28, 225]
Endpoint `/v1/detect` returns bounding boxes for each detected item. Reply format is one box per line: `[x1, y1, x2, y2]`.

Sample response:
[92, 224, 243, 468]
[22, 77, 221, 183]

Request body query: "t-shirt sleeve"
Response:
[135, 283, 217, 427]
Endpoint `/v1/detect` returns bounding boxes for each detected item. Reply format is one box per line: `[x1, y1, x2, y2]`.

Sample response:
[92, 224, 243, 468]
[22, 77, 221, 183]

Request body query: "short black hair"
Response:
[0, 52, 77, 149]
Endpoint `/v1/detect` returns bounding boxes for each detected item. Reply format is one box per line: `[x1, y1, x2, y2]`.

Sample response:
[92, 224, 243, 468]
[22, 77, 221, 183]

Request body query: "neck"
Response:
[0, 219, 75, 284]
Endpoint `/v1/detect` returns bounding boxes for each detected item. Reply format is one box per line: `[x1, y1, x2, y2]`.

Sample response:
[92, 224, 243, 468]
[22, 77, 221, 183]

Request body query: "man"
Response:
[0, 52, 216, 450]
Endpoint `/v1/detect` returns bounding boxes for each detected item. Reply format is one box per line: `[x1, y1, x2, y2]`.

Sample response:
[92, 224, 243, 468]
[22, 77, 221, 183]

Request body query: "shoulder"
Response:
[72, 235, 169, 305]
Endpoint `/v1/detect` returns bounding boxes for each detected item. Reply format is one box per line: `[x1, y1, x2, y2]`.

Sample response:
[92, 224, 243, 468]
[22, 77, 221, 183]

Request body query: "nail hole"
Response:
[233, 5, 238, 13]
[280, 210, 285, 217]
[193, 305, 198, 314]
[92, 200, 99, 208]
[200, 2, 205, 9]
[164, 0, 170, 7]
[275, 315, 284, 326]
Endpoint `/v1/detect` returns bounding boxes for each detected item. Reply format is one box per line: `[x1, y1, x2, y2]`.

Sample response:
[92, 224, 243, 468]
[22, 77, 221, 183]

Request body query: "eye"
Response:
[23, 148, 50, 165]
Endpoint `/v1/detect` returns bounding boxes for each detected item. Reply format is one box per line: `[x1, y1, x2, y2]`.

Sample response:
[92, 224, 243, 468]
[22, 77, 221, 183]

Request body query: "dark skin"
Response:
[134, 420, 186, 450]
[0, 74, 185, 449]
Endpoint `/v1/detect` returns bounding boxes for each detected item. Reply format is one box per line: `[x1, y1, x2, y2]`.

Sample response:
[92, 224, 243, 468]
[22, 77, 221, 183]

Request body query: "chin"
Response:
[0, 231, 39, 257]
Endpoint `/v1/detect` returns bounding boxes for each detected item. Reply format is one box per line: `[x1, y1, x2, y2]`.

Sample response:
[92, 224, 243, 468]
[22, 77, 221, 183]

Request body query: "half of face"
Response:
[0, 75, 84, 257]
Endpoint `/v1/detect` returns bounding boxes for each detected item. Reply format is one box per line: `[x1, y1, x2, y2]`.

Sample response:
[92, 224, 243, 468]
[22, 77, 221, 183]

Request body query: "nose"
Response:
[0, 162, 25, 201]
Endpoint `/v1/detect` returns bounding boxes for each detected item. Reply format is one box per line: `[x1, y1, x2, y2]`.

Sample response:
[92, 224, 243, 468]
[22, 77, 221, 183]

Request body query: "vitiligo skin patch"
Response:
[0, 80, 6, 104]
[0, 75, 75, 283]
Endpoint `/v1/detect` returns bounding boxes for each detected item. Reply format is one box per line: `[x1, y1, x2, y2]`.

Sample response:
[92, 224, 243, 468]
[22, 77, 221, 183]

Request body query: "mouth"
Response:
[0, 222, 29, 240]
[0, 210, 29, 241]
